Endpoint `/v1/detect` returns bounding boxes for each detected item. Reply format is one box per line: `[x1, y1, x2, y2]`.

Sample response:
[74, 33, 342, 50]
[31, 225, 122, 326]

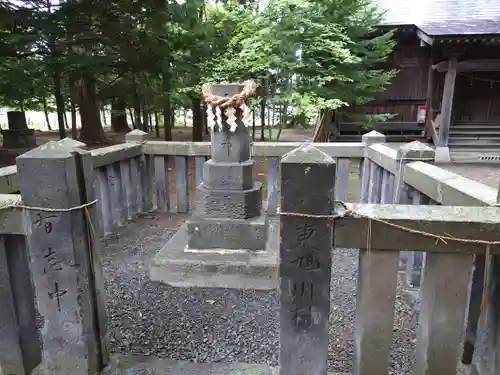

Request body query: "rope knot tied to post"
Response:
[278, 200, 497, 316]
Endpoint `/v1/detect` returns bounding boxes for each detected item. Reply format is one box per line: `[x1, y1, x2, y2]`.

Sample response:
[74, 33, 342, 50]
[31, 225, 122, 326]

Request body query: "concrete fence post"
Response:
[393, 141, 434, 271]
[359, 131, 385, 203]
[16, 141, 108, 374]
[470, 186, 500, 371]
[0, 233, 41, 375]
[279, 144, 335, 375]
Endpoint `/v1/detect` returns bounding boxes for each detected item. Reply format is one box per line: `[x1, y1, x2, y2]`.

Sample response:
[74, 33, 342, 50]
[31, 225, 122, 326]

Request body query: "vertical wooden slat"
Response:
[335, 158, 349, 201]
[195, 156, 205, 186]
[154, 156, 168, 212]
[414, 252, 473, 375]
[108, 162, 126, 227]
[357, 158, 364, 202]
[96, 167, 112, 234]
[368, 163, 382, 204]
[120, 159, 133, 220]
[175, 156, 189, 213]
[359, 158, 371, 203]
[405, 189, 430, 288]
[130, 156, 141, 215]
[380, 170, 392, 204]
[354, 249, 399, 375]
[141, 154, 154, 212]
[266, 157, 279, 215]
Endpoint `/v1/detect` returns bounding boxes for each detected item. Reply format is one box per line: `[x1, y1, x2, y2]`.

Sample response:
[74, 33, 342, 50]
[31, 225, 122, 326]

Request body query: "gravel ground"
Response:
[101, 213, 426, 374]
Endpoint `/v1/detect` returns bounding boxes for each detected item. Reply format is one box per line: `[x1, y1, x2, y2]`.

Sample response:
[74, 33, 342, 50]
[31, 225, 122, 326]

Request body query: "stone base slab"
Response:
[186, 214, 267, 250]
[195, 182, 262, 219]
[150, 219, 279, 290]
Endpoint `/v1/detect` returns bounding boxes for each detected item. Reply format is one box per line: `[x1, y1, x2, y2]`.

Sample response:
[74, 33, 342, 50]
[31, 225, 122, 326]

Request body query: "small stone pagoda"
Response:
[151, 81, 278, 290]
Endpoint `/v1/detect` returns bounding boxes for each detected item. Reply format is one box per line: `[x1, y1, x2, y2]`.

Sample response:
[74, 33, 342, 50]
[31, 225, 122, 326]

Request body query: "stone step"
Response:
[150, 219, 279, 290]
[450, 131, 500, 136]
[452, 125, 500, 131]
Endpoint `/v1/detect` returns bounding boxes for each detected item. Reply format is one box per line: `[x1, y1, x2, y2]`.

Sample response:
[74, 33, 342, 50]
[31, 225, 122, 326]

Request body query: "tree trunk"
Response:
[133, 98, 142, 131]
[63, 111, 69, 129]
[78, 77, 106, 145]
[184, 109, 187, 127]
[154, 112, 160, 137]
[202, 103, 209, 135]
[69, 76, 78, 139]
[192, 96, 203, 142]
[128, 109, 135, 129]
[260, 98, 266, 141]
[110, 98, 130, 132]
[54, 71, 66, 139]
[252, 107, 256, 140]
[162, 72, 172, 141]
[101, 105, 107, 126]
[42, 96, 52, 130]
[143, 105, 149, 132]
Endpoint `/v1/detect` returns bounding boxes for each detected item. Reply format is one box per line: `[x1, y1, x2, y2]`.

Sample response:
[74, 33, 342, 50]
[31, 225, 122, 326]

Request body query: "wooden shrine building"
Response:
[324, 0, 500, 161]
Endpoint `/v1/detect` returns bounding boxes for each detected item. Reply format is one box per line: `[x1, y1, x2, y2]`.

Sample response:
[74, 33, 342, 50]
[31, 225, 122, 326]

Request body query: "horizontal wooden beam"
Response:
[433, 59, 500, 72]
[334, 204, 500, 253]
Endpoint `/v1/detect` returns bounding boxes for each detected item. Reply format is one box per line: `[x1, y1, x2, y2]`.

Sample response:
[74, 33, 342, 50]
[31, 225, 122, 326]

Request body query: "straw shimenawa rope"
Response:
[279, 201, 495, 316]
[202, 80, 257, 108]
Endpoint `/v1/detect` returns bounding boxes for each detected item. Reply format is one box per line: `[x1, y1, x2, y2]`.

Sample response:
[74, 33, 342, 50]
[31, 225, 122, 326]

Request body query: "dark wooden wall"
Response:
[453, 72, 500, 122]
[339, 40, 430, 124]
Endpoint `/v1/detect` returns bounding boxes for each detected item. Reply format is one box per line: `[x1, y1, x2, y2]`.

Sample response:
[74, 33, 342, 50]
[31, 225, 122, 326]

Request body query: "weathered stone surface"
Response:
[1, 129, 36, 149]
[396, 141, 435, 161]
[211, 129, 252, 163]
[414, 252, 473, 375]
[354, 249, 399, 375]
[362, 130, 386, 145]
[202, 159, 254, 190]
[472, 256, 500, 375]
[16, 141, 107, 374]
[0, 235, 41, 375]
[186, 214, 267, 250]
[195, 182, 262, 219]
[279, 144, 335, 375]
[58, 137, 86, 149]
[125, 129, 148, 143]
[150, 219, 279, 290]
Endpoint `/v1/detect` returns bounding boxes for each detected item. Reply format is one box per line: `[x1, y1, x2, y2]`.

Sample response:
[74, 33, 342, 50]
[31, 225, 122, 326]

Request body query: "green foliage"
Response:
[0, 0, 395, 135]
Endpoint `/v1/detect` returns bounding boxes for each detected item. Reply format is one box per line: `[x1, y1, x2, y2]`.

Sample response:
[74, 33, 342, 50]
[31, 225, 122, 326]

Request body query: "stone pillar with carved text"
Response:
[186, 81, 268, 251]
[16, 141, 107, 374]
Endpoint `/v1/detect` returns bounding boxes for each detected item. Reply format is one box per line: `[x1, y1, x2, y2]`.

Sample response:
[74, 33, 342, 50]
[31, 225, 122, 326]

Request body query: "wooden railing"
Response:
[0, 130, 499, 375]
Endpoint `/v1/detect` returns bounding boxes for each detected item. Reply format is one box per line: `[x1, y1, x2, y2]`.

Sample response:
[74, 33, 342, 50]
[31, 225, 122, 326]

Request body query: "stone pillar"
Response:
[16, 141, 107, 374]
[279, 144, 335, 375]
[1, 111, 36, 149]
[393, 141, 435, 270]
[186, 81, 267, 250]
[359, 131, 386, 203]
[0, 235, 41, 375]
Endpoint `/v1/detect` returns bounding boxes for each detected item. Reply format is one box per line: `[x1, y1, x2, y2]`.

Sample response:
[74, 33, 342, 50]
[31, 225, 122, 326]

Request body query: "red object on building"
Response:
[417, 105, 426, 124]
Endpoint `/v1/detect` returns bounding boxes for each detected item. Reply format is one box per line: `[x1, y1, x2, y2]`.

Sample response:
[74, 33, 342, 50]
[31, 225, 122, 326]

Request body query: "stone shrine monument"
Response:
[151, 81, 278, 290]
[1, 111, 36, 149]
